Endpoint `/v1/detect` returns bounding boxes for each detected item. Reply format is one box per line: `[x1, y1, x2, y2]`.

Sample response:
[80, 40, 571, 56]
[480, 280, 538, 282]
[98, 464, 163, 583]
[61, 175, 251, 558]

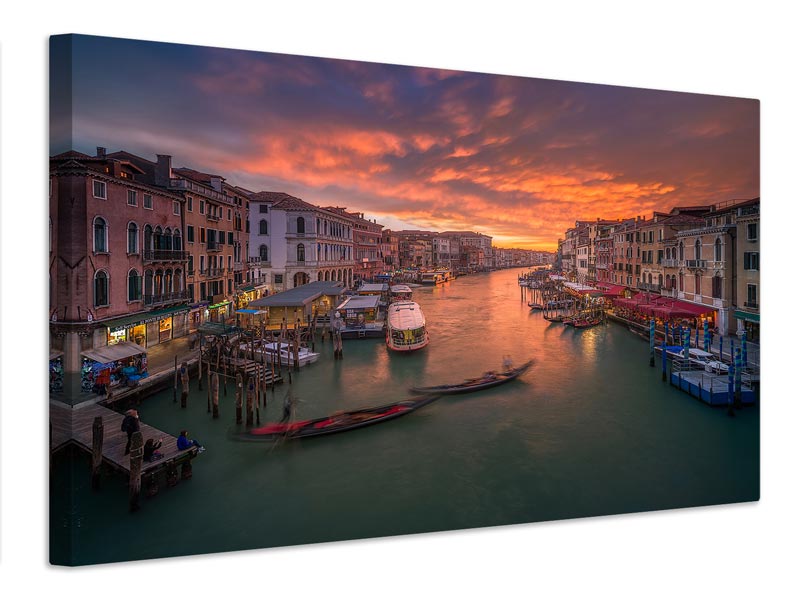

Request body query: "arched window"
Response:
[259, 244, 269, 261]
[174, 269, 183, 292]
[127, 222, 139, 254]
[714, 238, 722, 262]
[694, 273, 701, 294]
[165, 269, 173, 294]
[297, 217, 305, 234]
[144, 270, 154, 299]
[679, 272, 684, 292]
[297, 243, 305, 262]
[678, 241, 684, 261]
[658, 274, 663, 288]
[94, 270, 109, 306]
[695, 239, 702, 260]
[94, 217, 108, 252]
[144, 225, 153, 252]
[260, 219, 268, 235]
[164, 228, 173, 251]
[128, 269, 141, 302]
[154, 270, 164, 296]
[173, 231, 182, 251]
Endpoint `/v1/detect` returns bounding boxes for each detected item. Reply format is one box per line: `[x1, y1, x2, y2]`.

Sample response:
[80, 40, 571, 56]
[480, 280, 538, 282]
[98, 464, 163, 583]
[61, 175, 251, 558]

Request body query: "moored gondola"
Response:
[409, 359, 534, 395]
[238, 394, 440, 441]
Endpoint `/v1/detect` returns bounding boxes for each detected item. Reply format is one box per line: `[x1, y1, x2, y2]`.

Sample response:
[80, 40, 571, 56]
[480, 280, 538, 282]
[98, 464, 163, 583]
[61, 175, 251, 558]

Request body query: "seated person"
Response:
[177, 430, 205, 452]
[143, 438, 164, 462]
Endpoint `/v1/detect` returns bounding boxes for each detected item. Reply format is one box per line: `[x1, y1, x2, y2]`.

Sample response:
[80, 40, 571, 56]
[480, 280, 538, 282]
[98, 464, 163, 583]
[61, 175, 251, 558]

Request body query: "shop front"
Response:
[189, 301, 208, 333]
[105, 305, 190, 349]
[734, 309, 760, 343]
[209, 300, 232, 324]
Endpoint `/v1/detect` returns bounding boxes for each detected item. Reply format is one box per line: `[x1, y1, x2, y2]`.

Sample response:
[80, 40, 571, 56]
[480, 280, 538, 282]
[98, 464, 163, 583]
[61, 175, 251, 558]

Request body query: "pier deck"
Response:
[50, 401, 197, 474]
[669, 365, 756, 406]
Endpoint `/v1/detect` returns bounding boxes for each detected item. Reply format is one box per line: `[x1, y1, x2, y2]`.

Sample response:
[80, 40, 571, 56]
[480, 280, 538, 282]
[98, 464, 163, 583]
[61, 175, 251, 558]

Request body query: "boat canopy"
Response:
[388, 302, 426, 330]
[358, 283, 388, 294]
[390, 284, 413, 294]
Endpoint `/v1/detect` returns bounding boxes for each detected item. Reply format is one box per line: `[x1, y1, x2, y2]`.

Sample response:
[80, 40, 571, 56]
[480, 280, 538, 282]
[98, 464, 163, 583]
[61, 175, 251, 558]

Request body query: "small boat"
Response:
[386, 301, 429, 352]
[410, 359, 533, 395]
[240, 341, 320, 367]
[241, 394, 440, 440]
[528, 302, 544, 310]
[568, 317, 603, 329]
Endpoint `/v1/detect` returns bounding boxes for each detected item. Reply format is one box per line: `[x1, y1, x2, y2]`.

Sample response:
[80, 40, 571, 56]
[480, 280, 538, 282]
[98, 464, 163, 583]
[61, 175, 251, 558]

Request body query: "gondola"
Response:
[239, 394, 440, 441]
[409, 359, 534, 395]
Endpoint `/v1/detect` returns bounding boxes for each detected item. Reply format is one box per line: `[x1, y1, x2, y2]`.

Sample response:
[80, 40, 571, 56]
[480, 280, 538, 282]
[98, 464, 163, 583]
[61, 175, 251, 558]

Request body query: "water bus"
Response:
[386, 301, 429, 352]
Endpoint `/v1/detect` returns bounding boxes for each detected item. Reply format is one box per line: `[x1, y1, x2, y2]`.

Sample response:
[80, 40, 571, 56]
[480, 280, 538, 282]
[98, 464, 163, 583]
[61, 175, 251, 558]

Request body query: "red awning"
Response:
[651, 300, 711, 320]
[600, 284, 628, 297]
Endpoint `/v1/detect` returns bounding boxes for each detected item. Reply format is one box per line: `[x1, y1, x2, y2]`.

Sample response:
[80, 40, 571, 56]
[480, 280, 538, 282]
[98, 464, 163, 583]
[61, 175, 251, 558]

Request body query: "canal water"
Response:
[50, 269, 759, 565]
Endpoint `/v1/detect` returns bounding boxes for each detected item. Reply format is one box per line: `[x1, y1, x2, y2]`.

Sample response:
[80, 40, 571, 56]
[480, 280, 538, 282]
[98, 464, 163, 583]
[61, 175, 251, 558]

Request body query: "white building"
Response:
[248, 192, 356, 292]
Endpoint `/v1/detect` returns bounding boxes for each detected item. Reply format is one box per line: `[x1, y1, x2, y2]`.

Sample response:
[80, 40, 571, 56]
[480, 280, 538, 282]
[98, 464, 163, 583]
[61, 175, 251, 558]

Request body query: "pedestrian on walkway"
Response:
[121, 409, 140, 455]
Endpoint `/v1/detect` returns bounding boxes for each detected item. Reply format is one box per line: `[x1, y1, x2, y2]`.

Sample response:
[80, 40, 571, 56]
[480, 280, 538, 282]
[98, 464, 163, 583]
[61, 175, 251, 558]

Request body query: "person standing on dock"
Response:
[121, 409, 140, 455]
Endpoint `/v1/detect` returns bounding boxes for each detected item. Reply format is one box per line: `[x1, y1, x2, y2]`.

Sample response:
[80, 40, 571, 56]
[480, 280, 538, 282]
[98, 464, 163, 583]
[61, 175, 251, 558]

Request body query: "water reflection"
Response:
[51, 268, 760, 566]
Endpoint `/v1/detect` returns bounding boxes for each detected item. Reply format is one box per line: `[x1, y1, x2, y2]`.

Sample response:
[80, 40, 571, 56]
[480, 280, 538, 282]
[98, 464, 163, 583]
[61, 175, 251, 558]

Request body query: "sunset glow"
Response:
[53, 36, 759, 250]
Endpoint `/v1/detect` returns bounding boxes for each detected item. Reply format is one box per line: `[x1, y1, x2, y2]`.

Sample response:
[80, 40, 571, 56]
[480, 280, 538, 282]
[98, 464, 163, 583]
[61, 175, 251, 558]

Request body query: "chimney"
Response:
[96, 146, 106, 157]
[210, 176, 223, 192]
[155, 154, 172, 187]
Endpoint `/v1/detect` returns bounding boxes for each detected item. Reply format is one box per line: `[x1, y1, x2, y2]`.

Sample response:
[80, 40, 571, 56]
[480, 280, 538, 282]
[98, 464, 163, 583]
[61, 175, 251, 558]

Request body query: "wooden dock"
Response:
[668, 364, 756, 406]
[50, 401, 198, 475]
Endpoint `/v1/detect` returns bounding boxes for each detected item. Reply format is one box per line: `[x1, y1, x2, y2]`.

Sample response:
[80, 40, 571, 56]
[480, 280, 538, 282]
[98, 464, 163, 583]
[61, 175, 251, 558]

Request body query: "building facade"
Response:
[49, 150, 188, 395]
[248, 192, 356, 291]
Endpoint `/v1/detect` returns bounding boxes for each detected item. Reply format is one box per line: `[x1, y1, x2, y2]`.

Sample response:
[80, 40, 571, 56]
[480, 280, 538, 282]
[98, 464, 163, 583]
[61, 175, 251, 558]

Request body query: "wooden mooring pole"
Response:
[246, 376, 255, 427]
[235, 372, 243, 425]
[91, 416, 103, 490]
[212, 372, 220, 419]
[180, 362, 189, 408]
[173, 355, 178, 402]
[128, 431, 144, 512]
[198, 337, 204, 391]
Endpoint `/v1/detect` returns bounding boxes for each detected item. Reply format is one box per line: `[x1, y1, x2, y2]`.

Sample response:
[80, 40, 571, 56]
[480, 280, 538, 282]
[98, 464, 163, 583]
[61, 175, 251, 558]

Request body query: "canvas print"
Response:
[49, 34, 760, 566]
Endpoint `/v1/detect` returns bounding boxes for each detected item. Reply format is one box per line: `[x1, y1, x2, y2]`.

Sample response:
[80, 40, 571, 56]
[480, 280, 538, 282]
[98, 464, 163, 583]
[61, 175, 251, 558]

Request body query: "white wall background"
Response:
[1, 1, 797, 598]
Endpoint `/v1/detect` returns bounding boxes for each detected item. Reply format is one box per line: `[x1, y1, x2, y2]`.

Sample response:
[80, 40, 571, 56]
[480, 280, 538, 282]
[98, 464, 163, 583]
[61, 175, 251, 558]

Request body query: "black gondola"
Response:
[239, 394, 440, 441]
[409, 359, 534, 395]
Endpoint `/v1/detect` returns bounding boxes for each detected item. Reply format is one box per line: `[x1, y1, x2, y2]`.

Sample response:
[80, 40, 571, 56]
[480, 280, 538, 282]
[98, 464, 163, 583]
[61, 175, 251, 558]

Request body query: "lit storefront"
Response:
[105, 305, 190, 348]
[208, 300, 232, 323]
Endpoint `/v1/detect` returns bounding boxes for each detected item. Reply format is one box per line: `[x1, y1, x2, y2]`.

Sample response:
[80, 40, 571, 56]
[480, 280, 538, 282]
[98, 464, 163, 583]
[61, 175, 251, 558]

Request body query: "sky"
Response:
[51, 35, 759, 250]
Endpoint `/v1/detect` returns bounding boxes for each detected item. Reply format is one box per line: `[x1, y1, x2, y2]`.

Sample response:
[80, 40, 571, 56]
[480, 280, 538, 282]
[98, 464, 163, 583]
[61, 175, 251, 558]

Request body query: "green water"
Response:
[50, 269, 759, 565]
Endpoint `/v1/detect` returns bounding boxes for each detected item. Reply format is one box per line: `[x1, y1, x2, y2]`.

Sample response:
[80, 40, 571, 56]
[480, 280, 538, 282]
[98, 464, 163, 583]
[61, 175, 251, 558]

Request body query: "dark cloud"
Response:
[57, 35, 759, 249]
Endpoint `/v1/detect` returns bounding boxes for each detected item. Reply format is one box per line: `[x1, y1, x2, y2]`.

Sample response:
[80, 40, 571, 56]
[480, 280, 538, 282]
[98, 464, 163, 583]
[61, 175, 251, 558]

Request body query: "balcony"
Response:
[204, 268, 225, 278]
[685, 259, 707, 269]
[143, 291, 191, 306]
[637, 282, 661, 293]
[206, 241, 222, 252]
[143, 249, 189, 263]
[206, 212, 221, 222]
[743, 301, 759, 311]
[661, 288, 678, 298]
[168, 178, 233, 205]
[660, 259, 681, 268]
